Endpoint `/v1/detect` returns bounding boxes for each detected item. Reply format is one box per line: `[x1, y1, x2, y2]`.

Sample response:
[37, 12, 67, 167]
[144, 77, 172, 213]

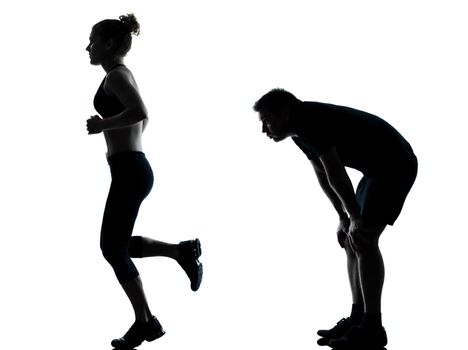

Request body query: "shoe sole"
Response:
[317, 337, 330, 346]
[328, 333, 387, 349]
[178, 238, 203, 292]
[111, 338, 144, 349]
[146, 329, 166, 342]
[329, 343, 387, 350]
[192, 238, 202, 259]
[192, 262, 203, 292]
[191, 239, 202, 292]
[111, 330, 165, 348]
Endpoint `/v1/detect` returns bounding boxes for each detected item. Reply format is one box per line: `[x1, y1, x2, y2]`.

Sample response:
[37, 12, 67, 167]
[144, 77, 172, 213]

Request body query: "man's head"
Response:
[253, 88, 301, 142]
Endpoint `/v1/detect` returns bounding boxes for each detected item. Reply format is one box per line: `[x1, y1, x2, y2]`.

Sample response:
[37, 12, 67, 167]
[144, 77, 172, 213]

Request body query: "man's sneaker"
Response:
[329, 325, 387, 349]
[177, 238, 203, 291]
[317, 317, 355, 346]
[317, 337, 332, 346]
[111, 316, 165, 349]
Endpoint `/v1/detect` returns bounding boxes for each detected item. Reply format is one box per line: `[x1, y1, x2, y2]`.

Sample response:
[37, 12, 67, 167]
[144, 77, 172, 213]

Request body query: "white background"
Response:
[1, 1, 467, 349]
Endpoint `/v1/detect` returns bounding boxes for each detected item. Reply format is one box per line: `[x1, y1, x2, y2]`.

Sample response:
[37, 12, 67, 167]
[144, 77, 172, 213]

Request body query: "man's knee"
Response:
[355, 232, 383, 256]
[355, 241, 379, 257]
[349, 224, 386, 254]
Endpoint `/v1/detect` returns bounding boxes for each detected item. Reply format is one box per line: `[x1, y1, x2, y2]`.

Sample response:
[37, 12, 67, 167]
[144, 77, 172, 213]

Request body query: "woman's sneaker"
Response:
[328, 324, 387, 349]
[317, 318, 355, 346]
[111, 316, 165, 349]
[177, 238, 203, 291]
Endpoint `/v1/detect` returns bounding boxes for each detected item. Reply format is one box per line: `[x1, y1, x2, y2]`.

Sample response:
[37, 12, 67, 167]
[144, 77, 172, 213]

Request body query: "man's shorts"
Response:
[356, 155, 418, 225]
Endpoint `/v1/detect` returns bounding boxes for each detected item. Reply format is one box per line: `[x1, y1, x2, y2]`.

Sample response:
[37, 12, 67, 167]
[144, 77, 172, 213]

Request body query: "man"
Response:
[253, 89, 417, 349]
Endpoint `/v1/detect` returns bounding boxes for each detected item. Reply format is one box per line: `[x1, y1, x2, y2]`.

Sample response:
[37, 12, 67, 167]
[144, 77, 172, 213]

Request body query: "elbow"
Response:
[131, 107, 148, 123]
[141, 114, 149, 124]
[138, 107, 148, 122]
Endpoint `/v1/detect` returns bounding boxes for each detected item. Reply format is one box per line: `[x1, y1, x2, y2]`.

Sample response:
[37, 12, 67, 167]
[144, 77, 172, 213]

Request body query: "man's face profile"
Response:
[259, 107, 293, 142]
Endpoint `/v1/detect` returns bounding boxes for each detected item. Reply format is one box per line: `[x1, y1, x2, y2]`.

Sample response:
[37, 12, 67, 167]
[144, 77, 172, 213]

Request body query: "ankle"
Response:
[136, 311, 153, 323]
[174, 244, 182, 260]
[349, 303, 364, 324]
[361, 312, 383, 331]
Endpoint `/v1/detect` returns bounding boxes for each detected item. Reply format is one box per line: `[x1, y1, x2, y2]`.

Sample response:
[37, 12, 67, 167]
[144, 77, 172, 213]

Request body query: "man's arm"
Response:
[310, 158, 348, 220]
[311, 155, 351, 248]
[317, 147, 361, 221]
[319, 147, 380, 252]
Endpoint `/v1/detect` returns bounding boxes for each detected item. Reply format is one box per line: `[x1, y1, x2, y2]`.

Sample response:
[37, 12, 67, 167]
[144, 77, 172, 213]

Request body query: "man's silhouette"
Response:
[254, 89, 417, 349]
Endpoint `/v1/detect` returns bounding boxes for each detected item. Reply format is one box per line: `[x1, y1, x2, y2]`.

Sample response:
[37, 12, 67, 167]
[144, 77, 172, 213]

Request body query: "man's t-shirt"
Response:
[291, 102, 415, 176]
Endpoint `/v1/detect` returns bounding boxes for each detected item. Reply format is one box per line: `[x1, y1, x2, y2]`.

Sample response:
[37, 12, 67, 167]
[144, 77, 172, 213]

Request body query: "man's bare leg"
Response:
[356, 224, 386, 331]
[344, 239, 364, 307]
[316, 240, 364, 344]
[356, 225, 385, 314]
[328, 225, 388, 348]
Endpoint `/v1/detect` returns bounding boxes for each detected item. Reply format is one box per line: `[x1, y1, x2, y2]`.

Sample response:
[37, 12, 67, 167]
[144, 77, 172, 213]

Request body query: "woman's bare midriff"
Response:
[104, 122, 144, 157]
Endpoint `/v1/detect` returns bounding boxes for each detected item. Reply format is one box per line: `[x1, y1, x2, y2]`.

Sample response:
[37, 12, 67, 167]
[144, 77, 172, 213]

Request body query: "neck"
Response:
[101, 57, 125, 73]
[287, 105, 301, 136]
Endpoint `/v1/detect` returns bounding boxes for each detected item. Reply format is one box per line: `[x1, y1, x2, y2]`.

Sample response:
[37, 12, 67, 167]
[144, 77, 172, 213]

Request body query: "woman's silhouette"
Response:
[85, 14, 203, 349]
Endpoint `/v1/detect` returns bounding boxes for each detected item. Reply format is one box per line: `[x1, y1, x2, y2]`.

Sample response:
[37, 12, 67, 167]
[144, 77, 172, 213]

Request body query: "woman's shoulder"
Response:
[106, 65, 132, 82]
[104, 66, 137, 92]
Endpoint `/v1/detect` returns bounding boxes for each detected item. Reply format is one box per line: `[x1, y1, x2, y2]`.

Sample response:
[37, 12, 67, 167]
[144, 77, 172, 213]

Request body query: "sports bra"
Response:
[93, 64, 126, 118]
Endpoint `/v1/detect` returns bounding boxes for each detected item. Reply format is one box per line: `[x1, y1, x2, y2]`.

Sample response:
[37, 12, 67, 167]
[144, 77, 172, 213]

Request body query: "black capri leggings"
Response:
[100, 151, 153, 284]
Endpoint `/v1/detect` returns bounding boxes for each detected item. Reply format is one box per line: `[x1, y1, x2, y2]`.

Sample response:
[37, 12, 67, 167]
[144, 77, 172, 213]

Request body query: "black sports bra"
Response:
[93, 64, 126, 118]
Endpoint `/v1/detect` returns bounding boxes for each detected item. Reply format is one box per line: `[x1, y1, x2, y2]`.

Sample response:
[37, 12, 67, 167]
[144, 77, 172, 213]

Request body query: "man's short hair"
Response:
[253, 88, 301, 115]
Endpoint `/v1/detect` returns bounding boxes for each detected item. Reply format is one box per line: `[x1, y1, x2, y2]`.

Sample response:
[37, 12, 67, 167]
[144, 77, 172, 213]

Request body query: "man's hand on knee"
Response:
[337, 217, 350, 248]
[348, 217, 372, 253]
[347, 218, 385, 253]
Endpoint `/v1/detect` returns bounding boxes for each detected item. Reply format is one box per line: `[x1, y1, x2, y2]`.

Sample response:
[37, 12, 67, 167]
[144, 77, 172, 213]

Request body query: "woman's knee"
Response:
[101, 243, 139, 281]
[128, 236, 143, 258]
[101, 240, 125, 265]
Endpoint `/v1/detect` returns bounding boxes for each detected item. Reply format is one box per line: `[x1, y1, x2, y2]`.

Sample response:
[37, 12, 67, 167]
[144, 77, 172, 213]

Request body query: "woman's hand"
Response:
[87, 115, 104, 134]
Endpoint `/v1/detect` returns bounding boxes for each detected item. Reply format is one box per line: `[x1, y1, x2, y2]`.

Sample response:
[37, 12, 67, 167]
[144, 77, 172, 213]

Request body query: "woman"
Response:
[85, 14, 203, 349]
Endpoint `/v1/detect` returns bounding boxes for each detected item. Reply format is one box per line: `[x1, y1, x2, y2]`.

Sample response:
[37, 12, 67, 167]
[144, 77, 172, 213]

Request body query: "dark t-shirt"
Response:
[291, 102, 415, 176]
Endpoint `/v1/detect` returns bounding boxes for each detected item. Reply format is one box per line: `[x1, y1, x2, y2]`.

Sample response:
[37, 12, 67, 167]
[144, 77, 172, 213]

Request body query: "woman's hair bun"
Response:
[119, 13, 140, 36]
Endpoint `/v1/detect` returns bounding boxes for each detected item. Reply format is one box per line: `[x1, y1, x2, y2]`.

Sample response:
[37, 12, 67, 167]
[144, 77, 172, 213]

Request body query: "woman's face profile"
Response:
[86, 29, 109, 65]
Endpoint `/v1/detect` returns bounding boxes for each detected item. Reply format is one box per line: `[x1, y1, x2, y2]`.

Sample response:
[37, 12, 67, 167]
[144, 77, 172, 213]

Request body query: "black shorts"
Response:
[356, 155, 418, 225]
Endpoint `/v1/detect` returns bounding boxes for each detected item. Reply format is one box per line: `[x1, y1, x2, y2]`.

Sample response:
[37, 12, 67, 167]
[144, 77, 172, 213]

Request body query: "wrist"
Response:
[99, 118, 108, 132]
[349, 210, 361, 221]
[350, 215, 363, 226]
